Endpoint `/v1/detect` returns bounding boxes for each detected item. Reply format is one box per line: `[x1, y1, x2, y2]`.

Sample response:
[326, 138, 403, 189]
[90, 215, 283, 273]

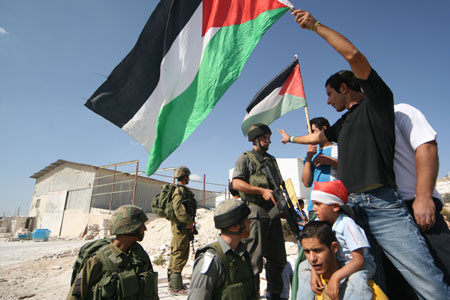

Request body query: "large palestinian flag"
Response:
[85, 0, 292, 175]
[242, 57, 307, 136]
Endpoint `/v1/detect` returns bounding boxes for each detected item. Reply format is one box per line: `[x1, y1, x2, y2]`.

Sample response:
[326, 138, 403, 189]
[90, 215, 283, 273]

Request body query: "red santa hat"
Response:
[310, 180, 348, 206]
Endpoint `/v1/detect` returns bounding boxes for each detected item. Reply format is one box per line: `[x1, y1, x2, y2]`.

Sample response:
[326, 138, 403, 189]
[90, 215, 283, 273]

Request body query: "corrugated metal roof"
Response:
[29, 159, 99, 179]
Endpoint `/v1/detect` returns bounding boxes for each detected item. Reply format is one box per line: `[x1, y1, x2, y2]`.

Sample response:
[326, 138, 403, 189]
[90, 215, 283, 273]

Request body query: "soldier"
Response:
[232, 123, 287, 300]
[188, 198, 257, 299]
[168, 166, 197, 295]
[67, 205, 158, 300]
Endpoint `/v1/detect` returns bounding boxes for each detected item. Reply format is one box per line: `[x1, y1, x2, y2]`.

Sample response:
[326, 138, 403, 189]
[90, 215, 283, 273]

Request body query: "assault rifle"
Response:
[188, 221, 198, 254]
[263, 165, 301, 240]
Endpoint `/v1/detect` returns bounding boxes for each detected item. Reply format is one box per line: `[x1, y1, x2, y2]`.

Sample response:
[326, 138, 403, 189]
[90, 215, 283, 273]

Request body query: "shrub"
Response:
[153, 254, 166, 266]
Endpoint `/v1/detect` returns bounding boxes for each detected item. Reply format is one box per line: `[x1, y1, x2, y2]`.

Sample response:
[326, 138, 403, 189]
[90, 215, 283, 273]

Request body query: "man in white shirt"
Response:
[390, 103, 450, 288]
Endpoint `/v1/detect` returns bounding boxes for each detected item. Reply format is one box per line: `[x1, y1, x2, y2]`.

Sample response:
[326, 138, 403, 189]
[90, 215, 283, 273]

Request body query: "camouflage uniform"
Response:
[169, 185, 196, 274]
[67, 205, 158, 300]
[168, 166, 197, 292]
[233, 124, 287, 299]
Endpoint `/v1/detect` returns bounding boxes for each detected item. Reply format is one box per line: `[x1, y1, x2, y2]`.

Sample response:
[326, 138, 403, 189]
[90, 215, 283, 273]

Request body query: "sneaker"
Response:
[169, 287, 188, 296]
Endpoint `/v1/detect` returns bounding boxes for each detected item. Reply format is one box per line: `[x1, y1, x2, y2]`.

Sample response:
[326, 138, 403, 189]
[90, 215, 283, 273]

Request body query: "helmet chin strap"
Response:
[256, 137, 268, 152]
[221, 221, 247, 236]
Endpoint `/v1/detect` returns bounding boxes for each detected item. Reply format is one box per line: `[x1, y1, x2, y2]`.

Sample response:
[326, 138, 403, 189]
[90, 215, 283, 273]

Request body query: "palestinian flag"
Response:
[242, 57, 307, 136]
[85, 0, 292, 175]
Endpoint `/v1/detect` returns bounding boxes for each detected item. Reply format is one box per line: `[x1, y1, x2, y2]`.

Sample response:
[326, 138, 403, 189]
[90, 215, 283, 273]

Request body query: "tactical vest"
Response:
[240, 151, 283, 206]
[196, 242, 256, 300]
[178, 185, 197, 219]
[90, 243, 158, 300]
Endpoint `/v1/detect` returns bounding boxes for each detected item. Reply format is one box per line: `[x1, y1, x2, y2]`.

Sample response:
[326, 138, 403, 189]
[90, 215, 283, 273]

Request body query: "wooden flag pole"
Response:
[305, 106, 312, 134]
[294, 53, 312, 135]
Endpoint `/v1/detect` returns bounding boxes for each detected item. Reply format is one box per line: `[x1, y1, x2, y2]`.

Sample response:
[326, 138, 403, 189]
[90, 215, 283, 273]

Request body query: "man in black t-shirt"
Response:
[278, 8, 450, 300]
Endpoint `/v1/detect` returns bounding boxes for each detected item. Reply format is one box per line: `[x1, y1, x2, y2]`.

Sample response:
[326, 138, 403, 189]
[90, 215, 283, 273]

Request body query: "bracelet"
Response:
[289, 136, 295, 143]
[313, 21, 320, 32]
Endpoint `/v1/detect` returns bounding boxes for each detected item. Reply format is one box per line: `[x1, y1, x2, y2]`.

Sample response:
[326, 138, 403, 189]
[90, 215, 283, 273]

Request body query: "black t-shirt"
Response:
[324, 69, 396, 193]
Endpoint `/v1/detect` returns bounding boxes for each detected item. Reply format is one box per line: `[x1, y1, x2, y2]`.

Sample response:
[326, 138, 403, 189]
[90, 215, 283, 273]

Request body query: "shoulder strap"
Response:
[206, 242, 232, 284]
[96, 244, 124, 273]
[244, 151, 261, 171]
[245, 151, 283, 185]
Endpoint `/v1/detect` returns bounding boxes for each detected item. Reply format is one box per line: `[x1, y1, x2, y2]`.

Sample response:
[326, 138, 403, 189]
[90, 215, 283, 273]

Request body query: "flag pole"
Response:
[304, 106, 312, 134]
[294, 54, 312, 134]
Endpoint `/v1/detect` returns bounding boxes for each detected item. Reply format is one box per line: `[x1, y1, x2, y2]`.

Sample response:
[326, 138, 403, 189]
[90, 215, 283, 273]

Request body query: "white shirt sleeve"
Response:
[395, 103, 437, 150]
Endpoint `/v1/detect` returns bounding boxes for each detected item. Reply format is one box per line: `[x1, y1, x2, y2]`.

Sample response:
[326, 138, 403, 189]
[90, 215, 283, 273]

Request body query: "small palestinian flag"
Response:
[242, 57, 307, 136]
[85, 0, 292, 175]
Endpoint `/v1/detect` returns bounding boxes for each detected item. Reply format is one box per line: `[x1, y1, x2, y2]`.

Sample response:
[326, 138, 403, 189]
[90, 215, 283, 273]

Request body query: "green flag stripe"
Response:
[146, 7, 288, 175]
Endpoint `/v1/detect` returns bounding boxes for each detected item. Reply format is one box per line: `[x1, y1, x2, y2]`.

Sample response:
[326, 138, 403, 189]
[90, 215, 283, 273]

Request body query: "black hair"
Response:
[325, 70, 361, 93]
[299, 221, 337, 250]
[297, 198, 304, 205]
[310, 117, 330, 130]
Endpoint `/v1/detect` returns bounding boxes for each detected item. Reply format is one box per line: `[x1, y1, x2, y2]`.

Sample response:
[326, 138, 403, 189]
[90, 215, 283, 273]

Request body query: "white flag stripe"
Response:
[123, 4, 219, 151]
[242, 87, 283, 122]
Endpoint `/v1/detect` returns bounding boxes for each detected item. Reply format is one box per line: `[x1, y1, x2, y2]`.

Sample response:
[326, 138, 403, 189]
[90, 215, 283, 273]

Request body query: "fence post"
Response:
[203, 174, 206, 208]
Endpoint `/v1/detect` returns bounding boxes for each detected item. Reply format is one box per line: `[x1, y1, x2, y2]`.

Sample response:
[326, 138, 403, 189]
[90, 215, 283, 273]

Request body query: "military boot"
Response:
[169, 272, 188, 295]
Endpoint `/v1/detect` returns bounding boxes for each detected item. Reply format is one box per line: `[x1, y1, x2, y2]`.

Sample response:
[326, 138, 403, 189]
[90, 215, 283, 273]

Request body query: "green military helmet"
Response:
[247, 123, 271, 141]
[214, 199, 250, 229]
[175, 166, 191, 178]
[110, 205, 148, 235]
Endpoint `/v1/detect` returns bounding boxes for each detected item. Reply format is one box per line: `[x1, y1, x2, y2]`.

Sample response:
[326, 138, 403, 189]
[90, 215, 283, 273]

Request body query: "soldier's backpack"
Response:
[151, 183, 178, 220]
[70, 238, 113, 285]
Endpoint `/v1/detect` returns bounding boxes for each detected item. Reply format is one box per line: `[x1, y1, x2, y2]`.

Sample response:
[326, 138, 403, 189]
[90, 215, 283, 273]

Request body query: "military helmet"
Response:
[110, 205, 148, 235]
[175, 166, 191, 178]
[248, 123, 272, 141]
[214, 199, 250, 229]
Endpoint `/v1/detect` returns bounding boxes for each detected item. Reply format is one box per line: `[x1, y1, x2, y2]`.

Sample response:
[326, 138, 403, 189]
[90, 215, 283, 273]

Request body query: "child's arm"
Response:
[326, 248, 365, 300]
[310, 267, 325, 294]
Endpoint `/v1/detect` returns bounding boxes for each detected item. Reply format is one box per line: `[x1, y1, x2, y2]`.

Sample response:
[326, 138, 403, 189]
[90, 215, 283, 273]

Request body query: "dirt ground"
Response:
[0, 239, 297, 300]
[0, 209, 298, 300]
[0, 240, 86, 299]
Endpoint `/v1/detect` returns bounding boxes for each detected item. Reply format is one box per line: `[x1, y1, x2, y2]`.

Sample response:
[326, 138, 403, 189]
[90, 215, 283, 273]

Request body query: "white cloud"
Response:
[190, 174, 202, 181]
[0, 27, 9, 35]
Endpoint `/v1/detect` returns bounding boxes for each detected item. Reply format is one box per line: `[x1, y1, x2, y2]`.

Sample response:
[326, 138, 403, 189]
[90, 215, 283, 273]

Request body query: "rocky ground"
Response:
[0, 209, 298, 299]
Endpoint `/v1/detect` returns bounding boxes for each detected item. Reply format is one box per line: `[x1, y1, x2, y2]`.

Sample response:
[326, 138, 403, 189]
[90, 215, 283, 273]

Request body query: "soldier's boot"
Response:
[167, 269, 171, 282]
[169, 272, 188, 295]
[267, 294, 281, 300]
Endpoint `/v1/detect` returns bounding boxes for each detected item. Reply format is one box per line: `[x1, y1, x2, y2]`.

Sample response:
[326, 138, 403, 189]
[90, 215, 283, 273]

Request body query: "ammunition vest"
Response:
[178, 185, 197, 219]
[90, 243, 158, 300]
[196, 242, 256, 300]
[240, 151, 283, 206]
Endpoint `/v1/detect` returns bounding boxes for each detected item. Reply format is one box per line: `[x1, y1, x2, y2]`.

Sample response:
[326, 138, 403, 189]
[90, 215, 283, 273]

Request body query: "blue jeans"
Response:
[349, 187, 450, 300]
[297, 260, 373, 300]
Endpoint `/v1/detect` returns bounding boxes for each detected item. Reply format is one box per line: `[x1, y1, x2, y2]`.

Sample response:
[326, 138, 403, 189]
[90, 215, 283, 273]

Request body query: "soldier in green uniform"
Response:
[232, 123, 287, 300]
[67, 205, 158, 300]
[168, 166, 197, 295]
[188, 198, 257, 300]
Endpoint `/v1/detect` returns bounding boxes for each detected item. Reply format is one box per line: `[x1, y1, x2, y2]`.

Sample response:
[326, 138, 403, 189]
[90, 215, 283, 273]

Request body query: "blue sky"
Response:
[1, 1, 450, 216]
